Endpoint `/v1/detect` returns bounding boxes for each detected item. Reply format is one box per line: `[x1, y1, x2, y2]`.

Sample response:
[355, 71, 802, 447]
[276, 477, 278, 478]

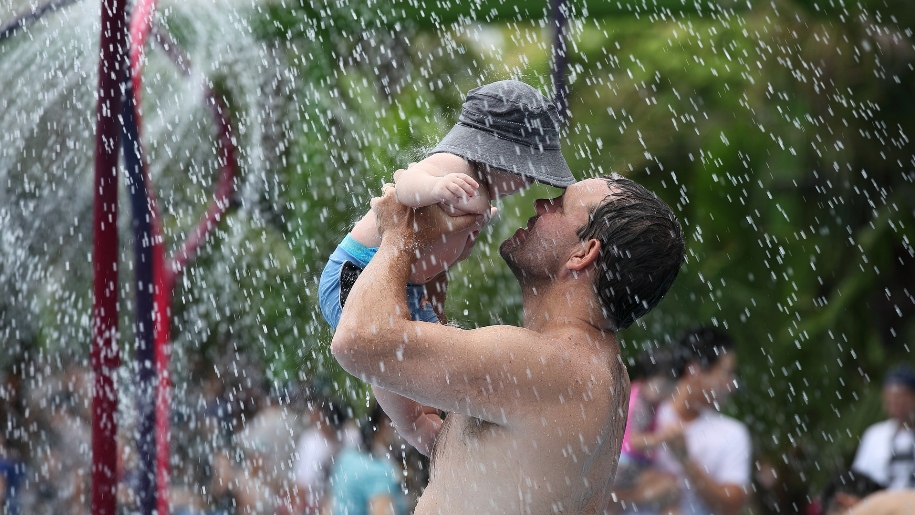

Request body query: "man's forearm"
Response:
[331, 229, 417, 378]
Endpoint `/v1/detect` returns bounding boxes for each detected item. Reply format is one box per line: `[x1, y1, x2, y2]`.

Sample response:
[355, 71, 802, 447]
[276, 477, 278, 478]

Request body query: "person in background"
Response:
[0, 433, 16, 515]
[820, 470, 884, 515]
[232, 386, 303, 515]
[851, 364, 915, 489]
[206, 452, 237, 515]
[21, 365, 92, 515]
[616, 327, 751, 515]
[294, 395, 356, 514]
[0, 369, 25, 515]
[612, 345, 690, 513]
[327, 403, 407, 515]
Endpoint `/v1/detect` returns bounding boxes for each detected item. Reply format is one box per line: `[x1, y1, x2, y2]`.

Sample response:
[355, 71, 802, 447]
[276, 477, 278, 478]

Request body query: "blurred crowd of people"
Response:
[814, 364, 915, 515]
[1, 328, 914, 515]
[608, 327, 915, 515]
[0, 361, 429, 515]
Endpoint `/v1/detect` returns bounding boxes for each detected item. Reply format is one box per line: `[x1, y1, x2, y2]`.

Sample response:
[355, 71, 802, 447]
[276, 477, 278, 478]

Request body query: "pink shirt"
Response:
[620, 382, 656, 462]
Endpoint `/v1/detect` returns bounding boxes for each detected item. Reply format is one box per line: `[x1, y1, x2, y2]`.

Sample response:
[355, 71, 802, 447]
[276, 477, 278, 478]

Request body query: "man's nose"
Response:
[534, 198, 554, 214]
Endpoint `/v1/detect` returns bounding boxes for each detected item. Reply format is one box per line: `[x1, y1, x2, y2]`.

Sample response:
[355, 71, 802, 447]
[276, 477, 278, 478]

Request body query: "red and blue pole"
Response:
[92, 0, 127, 512]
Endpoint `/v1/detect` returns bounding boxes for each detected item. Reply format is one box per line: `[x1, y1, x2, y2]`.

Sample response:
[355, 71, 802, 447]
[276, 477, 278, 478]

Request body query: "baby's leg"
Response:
[319, 234, 373, 329]
[410, 225, 477, 284]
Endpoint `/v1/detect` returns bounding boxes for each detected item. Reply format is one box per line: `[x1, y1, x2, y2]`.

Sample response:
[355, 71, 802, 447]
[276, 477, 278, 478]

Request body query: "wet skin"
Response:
[333, 179, 630, 514]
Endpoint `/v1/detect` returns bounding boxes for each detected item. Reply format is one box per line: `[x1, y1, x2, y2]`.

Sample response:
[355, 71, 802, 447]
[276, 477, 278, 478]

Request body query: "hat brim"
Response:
[429, 123, 575, 189]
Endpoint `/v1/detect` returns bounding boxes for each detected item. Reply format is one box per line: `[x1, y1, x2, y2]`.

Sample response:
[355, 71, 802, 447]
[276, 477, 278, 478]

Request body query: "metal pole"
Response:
[551, 0, 569, 125]
[92, 0, 127, 512]
[122, 76, 158, 514]
[124, 12, 240, 511]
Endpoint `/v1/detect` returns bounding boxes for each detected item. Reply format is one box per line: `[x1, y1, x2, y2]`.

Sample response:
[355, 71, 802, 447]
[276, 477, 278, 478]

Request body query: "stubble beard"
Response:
[499, 238, 523, 279]
[500, 237, 553, 291]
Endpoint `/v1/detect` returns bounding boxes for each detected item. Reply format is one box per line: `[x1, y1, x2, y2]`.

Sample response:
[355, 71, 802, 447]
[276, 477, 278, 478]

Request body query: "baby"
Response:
[319, 79, 575, 329]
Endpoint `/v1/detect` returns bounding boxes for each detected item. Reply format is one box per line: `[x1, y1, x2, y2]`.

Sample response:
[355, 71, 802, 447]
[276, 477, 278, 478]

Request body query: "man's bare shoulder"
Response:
[546, 326, 624, 380]
[518, 325, 627, 424]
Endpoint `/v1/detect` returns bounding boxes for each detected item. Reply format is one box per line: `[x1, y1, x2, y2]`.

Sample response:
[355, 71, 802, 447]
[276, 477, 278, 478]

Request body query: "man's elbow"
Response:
[330, 324, 386, 377]
[330, 329, 359, 371]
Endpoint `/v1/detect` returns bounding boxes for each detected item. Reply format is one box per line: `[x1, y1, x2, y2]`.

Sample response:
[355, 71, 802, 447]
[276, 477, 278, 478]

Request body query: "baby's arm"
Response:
[395, 153, 491, 214]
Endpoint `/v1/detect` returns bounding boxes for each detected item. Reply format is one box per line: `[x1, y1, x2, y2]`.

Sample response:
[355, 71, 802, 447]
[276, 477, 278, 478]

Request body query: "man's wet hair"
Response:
[677, 326, 734, 369]
[577, 174, 685, 330]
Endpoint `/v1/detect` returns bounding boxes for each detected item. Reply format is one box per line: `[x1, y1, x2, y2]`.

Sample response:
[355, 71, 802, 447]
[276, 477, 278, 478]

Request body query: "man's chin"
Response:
[498, 238, 517, 261]
[501, 245, 532, 283]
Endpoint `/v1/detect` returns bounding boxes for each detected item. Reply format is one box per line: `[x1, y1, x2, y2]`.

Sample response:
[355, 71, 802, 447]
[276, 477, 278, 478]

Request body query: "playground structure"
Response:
[92, 0, 241, 512]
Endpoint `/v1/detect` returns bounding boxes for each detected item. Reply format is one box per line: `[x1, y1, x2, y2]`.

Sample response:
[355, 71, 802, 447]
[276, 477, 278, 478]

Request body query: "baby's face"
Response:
[483, 168, 532, 199]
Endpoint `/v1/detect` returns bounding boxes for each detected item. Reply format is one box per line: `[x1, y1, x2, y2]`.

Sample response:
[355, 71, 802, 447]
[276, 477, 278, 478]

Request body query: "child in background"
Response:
[319, 79, 575, 329]
[613, 345, 690, 513]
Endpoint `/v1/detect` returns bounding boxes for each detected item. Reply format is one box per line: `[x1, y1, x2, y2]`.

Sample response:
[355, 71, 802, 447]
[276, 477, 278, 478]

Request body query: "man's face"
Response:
[882, 383, 915, 423]
[499, 178, 611, 280]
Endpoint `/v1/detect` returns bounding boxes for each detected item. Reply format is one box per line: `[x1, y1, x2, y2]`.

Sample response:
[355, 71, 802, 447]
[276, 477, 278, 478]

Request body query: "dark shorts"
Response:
[318, 235, 440, 329]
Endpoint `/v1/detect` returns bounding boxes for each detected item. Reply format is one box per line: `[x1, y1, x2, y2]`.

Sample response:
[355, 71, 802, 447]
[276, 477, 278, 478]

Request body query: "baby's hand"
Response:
[432, 173, 479, 206]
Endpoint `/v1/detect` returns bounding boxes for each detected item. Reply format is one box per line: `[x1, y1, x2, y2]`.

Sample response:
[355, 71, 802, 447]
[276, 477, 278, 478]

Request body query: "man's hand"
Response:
[371, 184, 485, 251]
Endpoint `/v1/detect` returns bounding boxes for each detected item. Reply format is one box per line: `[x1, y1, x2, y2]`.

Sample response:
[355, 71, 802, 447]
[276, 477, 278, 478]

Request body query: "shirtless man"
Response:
[331, 175, 685, 514]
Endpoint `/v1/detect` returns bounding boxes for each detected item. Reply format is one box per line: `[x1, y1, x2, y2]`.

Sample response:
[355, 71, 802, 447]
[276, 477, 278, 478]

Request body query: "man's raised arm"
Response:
[331, 185, 481, 354]
[331, 185, 599, 430]
[372, 386, 442, 456]
[330, 185, 482, 418]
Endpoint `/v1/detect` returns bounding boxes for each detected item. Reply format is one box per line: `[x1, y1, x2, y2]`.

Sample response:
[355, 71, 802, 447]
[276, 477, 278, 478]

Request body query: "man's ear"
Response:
[568, 238, 600, 271]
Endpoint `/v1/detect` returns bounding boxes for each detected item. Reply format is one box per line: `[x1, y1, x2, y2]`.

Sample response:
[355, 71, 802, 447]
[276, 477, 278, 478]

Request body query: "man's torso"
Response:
[413, 358, 628, 515]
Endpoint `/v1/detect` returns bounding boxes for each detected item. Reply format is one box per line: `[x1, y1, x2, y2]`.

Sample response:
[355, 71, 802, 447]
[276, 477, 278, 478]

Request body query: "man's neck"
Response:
[519, 280, 607, 334]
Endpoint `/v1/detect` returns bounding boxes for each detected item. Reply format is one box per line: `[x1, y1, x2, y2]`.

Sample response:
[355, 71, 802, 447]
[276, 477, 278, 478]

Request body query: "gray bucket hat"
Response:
[429, 80, 575, 188]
